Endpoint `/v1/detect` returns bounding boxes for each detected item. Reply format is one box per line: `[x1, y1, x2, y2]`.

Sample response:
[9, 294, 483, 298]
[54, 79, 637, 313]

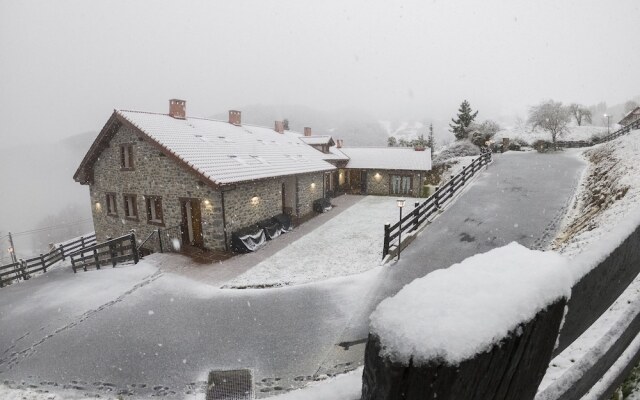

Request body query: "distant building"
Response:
[618, 106, 640, 127]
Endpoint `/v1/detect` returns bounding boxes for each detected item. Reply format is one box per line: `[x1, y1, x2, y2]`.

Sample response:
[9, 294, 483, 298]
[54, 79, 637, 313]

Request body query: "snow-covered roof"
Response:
[76, 110, 336, 186]
[299, 135, 334, 146]
[619, 106, 640, 125]
[339, 147, 431, 171]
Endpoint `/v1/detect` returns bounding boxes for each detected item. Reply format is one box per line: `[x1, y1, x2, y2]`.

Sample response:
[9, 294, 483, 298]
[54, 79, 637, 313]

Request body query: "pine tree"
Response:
[449, 100, 478, 141]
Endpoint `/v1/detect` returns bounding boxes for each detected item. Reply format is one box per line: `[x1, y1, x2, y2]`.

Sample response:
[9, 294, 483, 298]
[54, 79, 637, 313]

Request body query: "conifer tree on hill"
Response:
[449, 100, 478, 141]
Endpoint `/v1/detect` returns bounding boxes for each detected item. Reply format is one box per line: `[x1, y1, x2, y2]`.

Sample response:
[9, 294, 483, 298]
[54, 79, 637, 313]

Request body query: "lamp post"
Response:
[397, 198, 406, 260]
[604, 114, 611, 135]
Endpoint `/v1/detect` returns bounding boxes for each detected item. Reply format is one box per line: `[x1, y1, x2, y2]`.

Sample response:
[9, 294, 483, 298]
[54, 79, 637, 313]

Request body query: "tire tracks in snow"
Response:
[0, 270, 163, 372]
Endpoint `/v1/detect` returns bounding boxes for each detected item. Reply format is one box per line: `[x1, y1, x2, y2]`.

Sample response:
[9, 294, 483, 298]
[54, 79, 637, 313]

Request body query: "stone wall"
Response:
[364, 170, 424, 197]
[296, 172, 325, 217]
[89, 124, 328, 251]
[90, 125, 226, 250]
[223, 179, 283, 234]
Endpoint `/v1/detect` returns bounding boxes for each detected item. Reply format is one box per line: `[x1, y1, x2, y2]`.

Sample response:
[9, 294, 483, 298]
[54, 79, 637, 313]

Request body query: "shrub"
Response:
[532, 139, 553, 153]
[508, 137, 530, 151]
[433, 140, 480, 164]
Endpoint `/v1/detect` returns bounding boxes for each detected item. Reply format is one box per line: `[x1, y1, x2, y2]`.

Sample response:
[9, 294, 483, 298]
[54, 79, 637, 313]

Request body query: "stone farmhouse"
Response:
[74, 99, 431, 253]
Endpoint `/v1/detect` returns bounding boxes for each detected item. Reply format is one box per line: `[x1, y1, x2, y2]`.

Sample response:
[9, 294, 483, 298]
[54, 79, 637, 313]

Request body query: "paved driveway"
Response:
[0, 151, 585, 399]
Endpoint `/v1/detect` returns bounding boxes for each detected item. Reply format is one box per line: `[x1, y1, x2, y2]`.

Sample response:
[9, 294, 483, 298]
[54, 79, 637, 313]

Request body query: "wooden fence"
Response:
[382, 152, 492, 259]
[554, 119, 640, 149]
[70, 233, 139, 273]
[0, 233, 97, 288]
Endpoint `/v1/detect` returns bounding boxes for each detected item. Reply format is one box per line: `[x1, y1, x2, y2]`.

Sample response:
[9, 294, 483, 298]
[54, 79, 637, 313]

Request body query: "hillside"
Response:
[495, 124, 608, 145]
[212, 104, 389, 147]
[0, 131, 96, 257]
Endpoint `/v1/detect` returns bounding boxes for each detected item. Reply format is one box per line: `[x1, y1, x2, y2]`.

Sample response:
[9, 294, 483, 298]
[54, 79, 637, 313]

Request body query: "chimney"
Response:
[229, 110, 241, 126]
[336, 139, 343, 148]
[169, 99, 186, 119]
[274, 121, 284, 134]
[304, 127, 312, 137]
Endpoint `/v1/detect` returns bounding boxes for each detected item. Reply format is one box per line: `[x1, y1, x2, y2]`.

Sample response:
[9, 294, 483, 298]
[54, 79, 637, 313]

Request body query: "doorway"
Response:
[180, 198, 203, 247]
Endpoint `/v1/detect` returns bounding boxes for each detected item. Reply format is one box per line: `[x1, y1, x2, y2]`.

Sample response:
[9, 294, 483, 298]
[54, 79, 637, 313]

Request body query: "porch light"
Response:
[203, 199, 212, 209]
[311, 183, 316, 189]
[374, 172, 382, 181]
[95, 202, 101, 211]
[251, 196, 260, 205]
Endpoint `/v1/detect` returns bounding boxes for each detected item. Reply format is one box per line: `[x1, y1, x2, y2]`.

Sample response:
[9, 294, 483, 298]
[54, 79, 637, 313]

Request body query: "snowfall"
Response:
[4, 132, 640, 399]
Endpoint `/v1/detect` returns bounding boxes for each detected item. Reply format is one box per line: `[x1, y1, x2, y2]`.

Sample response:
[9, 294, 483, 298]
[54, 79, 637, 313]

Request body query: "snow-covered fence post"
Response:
[362, 244, 571, 400]
[412, 203, 420, 231]
[40, 253, 46, 273]
[59, 244, 65, 261]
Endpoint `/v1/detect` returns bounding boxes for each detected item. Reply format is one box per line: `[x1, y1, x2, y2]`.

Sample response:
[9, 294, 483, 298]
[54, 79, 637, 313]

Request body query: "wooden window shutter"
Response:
[128, 146, 134, 168]
[155, 198, 163, 221]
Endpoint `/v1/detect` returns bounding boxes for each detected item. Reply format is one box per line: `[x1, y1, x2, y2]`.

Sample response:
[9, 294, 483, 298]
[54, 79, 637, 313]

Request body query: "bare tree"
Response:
[528, 100, 571, 149]
[568, 103, 593, 126]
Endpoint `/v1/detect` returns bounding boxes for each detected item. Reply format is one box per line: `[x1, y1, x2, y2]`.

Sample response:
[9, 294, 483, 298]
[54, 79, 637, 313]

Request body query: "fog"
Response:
[1, 0, 639, 256]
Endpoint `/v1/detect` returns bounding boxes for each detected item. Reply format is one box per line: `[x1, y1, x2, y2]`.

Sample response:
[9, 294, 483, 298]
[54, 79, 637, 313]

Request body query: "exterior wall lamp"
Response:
[251, 196, 260, 205]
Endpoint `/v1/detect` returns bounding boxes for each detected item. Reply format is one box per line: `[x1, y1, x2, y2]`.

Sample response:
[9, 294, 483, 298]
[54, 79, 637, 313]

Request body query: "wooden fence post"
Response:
[362, 299, 567, 400]
[131, 233, 139, 264]
[92, 249, 98, 271]
[157, 229, 163, 253]
[40, 254, 46, 272]
[59, 244, 65, 261]
[19, 259, 28, 281]
[413, 202, 420, 231]
[80, 236, 85, 248]
[383, 224, 391, 259]
[110, 241, 117, 267]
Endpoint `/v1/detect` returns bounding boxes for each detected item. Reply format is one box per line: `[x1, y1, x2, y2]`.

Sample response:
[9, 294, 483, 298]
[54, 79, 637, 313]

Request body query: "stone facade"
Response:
[89, 125, 327, 252]
[337, 168, 425, 197]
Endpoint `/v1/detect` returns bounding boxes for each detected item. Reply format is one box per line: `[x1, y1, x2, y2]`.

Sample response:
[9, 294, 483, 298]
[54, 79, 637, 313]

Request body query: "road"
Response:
[0, 151, 585, 399]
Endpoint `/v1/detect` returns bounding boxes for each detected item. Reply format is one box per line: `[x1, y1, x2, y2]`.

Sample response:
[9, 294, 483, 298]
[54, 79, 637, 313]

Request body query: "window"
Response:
[123, 194, 138, 220]
[120, 144, 134, 170]
[106, 193, 117, 216]
[145, 196, 164, 225]
[391, 175, 412, 195]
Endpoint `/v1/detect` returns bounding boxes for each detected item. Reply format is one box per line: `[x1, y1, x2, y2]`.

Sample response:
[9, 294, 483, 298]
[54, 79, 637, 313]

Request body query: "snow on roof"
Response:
[369, 243, 571, 366]
[299, 135, 334, 145]
[340, 147, 431, 171]
[116, 111, 335, 185]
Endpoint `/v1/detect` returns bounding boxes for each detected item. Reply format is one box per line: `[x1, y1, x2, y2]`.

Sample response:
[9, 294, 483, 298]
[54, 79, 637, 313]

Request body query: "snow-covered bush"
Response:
[508, 137, 530, 151]
[433, 140, 480, 165]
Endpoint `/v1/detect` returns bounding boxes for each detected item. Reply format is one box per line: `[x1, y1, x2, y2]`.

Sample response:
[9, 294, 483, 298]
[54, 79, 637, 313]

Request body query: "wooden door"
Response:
[181, 199, 204, 247]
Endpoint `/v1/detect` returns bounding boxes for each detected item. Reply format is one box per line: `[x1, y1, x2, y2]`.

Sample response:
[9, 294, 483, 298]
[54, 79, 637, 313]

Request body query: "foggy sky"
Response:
[1, 0, 639, 147]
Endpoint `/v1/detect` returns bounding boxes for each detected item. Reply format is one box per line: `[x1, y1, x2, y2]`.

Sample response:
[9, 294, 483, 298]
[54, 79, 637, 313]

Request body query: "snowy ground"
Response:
[226, 196, 424, 288]
[496, 124, 608, 145]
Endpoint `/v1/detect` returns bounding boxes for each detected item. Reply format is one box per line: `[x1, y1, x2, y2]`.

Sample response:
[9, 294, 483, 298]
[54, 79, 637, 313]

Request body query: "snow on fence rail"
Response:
[0, 233, 96, 288]
[382, 151, 492, 259]
[70, 233, 139, 272]
[364, 244, 571, 400]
